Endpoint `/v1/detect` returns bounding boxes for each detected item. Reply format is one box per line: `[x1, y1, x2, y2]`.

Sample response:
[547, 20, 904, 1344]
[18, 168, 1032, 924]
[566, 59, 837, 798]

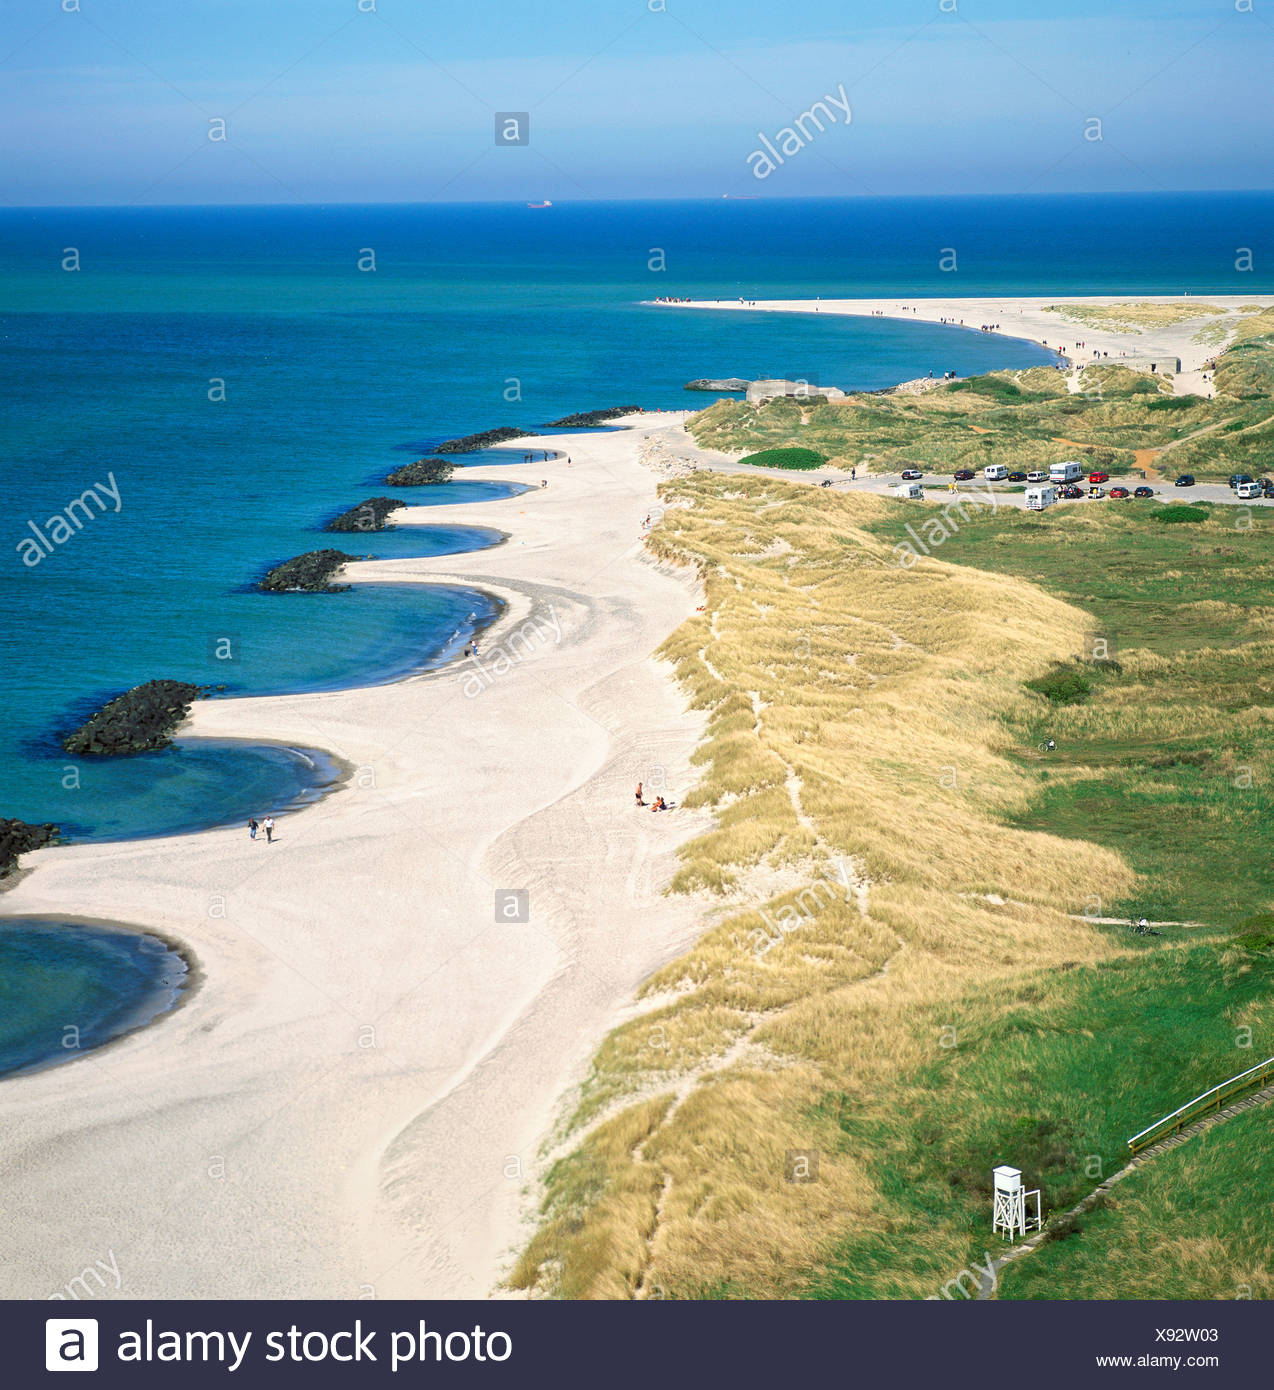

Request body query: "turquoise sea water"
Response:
[0, 919, 187, 1078]
[1, 192, 1271, 1072]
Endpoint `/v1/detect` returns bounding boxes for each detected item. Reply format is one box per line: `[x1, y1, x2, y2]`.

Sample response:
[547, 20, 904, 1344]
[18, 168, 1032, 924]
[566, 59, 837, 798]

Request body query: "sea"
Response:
[1, 190, 1271, 1073]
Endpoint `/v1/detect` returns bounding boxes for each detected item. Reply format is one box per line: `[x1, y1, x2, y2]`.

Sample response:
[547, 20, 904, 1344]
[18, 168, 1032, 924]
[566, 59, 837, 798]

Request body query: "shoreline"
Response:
[651, 293, 1274, 396]
[0, 914, 200, 1081]
[0, 419, 709, 1299]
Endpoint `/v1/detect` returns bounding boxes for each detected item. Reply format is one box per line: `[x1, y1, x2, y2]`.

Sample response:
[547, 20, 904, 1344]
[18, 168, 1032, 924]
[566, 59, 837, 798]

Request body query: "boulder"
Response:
[259, 549, 360, 593]
[325, 497, 403, 532]
[385, 458, 454, 486]
[63, 679, 204, 756]
[0, 818, 60, 877]
[544, 406, 641, 427]
[434, 426, 534, 453]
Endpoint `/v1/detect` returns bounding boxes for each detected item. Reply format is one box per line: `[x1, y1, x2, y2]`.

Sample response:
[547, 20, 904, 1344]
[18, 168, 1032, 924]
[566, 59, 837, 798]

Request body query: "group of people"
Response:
[247, 816, 276, 843]
[634, 782, 670, 812]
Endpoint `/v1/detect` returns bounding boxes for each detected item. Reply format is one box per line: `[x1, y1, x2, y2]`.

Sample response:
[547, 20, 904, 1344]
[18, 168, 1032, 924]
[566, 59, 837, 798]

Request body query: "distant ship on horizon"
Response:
[527, 200, 552, 208]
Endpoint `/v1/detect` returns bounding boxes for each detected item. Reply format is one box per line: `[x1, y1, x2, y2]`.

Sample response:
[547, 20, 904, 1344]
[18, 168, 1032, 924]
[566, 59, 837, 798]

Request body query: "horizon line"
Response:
[3, 187, 1272, 214]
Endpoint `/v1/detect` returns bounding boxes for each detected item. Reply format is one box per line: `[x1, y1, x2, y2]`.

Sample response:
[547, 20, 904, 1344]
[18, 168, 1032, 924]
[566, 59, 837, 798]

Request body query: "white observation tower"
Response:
[992, 1165, 1042, 1241]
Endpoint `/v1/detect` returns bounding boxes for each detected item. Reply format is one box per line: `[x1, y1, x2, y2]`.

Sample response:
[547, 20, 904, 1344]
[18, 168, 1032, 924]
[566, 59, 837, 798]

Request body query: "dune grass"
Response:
[510, 472, 1274, 1301]
[510, 480, 1142, 1299]
[1043, 301, 1225, 332]
[687, 335, 1274, 482]
[863, 497, 1274, 926]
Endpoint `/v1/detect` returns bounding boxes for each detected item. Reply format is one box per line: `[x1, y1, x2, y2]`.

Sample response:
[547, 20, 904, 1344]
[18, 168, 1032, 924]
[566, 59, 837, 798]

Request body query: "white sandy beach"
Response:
[0, 418, 712, 1299]
[659, 294, 1273, 396]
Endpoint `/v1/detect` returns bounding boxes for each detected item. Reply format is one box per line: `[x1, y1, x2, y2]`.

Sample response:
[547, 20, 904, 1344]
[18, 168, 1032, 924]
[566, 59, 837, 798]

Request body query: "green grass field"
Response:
[998, 1101, 1274, 1300]
[806, 940, 1274, 1300]
[864, 499, 1274, 925]
[841, 491, 1274, 1299]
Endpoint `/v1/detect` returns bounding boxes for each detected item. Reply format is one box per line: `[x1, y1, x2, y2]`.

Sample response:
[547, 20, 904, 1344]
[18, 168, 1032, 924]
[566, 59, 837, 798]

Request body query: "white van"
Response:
[1026, 470, 1049, 484]
[1049, 461, 1084, 484]
[1025, 485, 1057, 511]
[1236, 480, 1263, 500]
[983, 464, 1008, 482]
[893, 482, 923, 500]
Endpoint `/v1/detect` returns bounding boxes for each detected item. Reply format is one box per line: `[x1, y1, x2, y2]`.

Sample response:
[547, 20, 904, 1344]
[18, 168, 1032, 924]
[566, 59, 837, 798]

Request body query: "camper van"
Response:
[983, 464, 1008, 482]
[893, 482, 923, 500]
[1025, 485, 1057, 511]
[1049, 461, 1084, 484]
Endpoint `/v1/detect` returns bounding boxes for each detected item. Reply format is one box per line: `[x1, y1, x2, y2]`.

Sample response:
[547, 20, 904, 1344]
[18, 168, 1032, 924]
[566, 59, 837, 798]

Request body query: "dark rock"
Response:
[63, 679, 204, 756]
[543, 406, 641, 427]
[259, 549, 360, 593]
[434, 426, 533, 453]
[0, 818, 60, 877]
[385, 457, 455, 486]
[685, 378, 749, 392]
[325, 497, 403, 533]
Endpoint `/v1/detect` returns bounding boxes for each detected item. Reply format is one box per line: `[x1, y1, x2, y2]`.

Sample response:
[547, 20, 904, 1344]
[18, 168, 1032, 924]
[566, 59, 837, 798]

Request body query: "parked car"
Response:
[1133, 486, 1154, 498]
[1229, 474, 1254, 489]
[1026, 470, 1048, 484]
[1059, 484, 1085, 499]
[1262, 480, 1274, 498]
[1089, 471, 1110, 484]
[953, 469, 976, 481]
[901, 468, 923, 480]
[1089, 486, 1106, 498]
[1007, 471, 1028, 482]
[1109, 486, 1131, 498]
[1174, 474, 1195, 487]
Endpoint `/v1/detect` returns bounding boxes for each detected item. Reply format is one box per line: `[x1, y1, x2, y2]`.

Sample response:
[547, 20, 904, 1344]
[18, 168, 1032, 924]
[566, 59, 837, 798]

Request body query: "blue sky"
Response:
[1, 0, 1269, 205]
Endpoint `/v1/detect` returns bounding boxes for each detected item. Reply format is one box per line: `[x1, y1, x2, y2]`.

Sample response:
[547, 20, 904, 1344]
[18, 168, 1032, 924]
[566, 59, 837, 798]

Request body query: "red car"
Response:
[1109, 486, 1131, 498]
[953, 469, 976, 481]
[1089, 471, 1110, 484]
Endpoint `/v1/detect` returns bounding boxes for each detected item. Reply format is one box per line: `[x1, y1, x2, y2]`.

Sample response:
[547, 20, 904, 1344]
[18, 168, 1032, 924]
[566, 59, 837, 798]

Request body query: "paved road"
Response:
[642, 419, 1272, 511]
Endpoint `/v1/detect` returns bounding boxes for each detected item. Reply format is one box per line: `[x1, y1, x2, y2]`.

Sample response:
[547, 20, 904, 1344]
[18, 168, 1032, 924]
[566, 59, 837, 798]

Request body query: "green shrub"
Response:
[738, 446, 828, 470]
[1153, 504, 1210, 524]
[1233, 913, 1274, 953]
[1025, 663, 1092, 704]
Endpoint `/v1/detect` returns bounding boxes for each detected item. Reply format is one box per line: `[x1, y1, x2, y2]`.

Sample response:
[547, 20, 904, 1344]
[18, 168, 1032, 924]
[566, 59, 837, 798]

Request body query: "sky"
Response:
[1, 0, 1270, 206]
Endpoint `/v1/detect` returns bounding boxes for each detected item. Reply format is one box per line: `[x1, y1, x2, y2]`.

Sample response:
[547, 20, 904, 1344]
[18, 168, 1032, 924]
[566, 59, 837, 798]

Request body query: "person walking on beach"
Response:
[635, 782, 644, 807]
[851, 466, 856, 481]
[248, 817, 259, 841]
[263, 815, 275, 844]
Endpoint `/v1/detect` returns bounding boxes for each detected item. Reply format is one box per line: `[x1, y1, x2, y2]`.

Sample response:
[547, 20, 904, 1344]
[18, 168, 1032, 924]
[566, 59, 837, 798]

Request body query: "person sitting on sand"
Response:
[651, 796, 667, 812]
[635, 782, 644, 806]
